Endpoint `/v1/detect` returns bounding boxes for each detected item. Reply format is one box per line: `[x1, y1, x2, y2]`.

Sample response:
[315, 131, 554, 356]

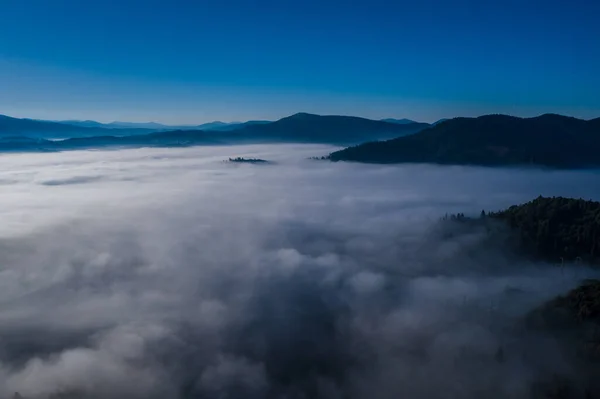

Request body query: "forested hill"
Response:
[490, 196, 600, 264]
[328, 114, 600, 168]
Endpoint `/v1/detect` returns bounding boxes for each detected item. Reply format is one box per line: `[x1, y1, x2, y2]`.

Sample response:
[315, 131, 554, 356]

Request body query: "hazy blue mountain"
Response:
[108, 121, 244, 130]
[328, 114, 600, 168]
[433, 118, 450, 125]
[205, 120, 271, 131]
[58, 120, 109, 129]
[107, 121, 177, 129]
[0, 112, 430, 152]
[380, 118, 419, 124]
[0, 115, 152, 139]
[195, 121, 232, 130]
[0, 129, 231, 152]
[59, 119, 272, 132]
[60, 120, 189, 130]
[230, 113, 430, 145]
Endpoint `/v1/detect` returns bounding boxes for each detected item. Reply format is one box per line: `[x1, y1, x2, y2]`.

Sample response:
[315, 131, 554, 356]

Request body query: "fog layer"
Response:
[0, 144, 599, 398]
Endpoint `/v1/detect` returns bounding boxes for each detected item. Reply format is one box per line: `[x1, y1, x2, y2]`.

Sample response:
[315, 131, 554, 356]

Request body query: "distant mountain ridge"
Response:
[0, 115, 152, 138]
[57, 119, 271, 131]
[0, 112, 430, 151]
[58, 120, 109, 129]
[59, 115, 420, 136]
[107, 121, 183, 130]
[380, 118, 418, 124]
[60, 120, 193, 130]
[7, 112, 597, 164]
[228, 113, 429, 145]
[328, 114, 600, 168]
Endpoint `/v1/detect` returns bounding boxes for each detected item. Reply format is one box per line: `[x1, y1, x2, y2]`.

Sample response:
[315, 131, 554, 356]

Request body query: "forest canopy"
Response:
[490, 196, 600, 264]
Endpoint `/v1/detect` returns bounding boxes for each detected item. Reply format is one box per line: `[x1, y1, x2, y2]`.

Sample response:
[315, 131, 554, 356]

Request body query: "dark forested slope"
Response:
[490, 196, 600, 264]
[329, 114, 600, 168]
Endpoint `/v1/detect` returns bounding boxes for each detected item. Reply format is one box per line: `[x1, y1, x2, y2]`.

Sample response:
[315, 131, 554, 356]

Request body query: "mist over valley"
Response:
[0, 144, 598, 398]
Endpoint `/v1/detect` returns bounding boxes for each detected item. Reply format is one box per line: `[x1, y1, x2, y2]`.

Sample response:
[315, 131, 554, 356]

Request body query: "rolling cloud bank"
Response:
[0, 144, 599, 398]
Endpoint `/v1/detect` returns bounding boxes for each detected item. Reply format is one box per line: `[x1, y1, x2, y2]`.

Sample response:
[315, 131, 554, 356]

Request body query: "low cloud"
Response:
[38, 176, 105, 186]
[0, 144, 598, 398]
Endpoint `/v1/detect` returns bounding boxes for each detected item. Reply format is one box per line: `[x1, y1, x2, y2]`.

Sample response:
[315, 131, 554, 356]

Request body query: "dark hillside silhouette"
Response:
[329, 114, 600, 168]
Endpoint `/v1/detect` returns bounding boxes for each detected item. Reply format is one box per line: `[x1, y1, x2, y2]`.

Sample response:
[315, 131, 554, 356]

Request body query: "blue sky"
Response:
[0, 0, 599, 124]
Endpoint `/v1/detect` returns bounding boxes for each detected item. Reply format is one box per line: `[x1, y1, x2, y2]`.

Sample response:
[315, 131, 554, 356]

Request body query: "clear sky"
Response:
[1, 0, 599, 124]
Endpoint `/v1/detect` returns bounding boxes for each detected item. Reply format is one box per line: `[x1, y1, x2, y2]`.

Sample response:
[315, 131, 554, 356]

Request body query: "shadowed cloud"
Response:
[0, 144, 598, 398]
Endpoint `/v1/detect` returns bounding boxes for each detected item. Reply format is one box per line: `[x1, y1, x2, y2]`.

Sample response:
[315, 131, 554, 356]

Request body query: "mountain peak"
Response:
[533, 113, 581, 122]
[381, 118, 418, 125]
[284, 112, 321, 120]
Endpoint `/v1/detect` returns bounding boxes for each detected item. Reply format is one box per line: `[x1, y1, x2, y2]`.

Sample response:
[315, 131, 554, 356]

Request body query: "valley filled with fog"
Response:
[0, 144, 599, 398]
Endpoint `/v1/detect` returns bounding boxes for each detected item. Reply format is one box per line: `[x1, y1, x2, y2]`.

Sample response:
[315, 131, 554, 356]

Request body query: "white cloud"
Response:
[0, 144, 598, 398]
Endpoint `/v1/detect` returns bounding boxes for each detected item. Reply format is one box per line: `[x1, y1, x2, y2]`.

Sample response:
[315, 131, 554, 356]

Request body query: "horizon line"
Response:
[2, 111, 599, 127]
